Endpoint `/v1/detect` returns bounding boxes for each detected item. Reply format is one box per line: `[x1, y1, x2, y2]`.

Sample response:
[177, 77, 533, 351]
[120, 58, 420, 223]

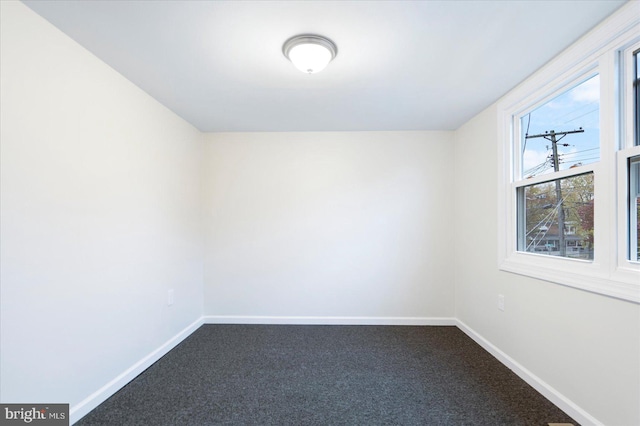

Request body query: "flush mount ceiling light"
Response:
[283, 34, 337, 74]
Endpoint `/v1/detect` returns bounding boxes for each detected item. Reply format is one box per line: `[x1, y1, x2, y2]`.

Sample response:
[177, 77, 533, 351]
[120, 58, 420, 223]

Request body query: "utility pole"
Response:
[525, 128, 584, 257]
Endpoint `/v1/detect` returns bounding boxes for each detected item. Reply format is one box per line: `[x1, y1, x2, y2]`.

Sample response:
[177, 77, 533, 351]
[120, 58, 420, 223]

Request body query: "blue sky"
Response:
[521, 75, 600, 178]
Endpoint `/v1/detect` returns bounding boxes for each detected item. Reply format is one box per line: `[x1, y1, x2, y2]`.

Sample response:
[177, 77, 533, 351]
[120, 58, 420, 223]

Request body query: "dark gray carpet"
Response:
[77, 325, 577, 425]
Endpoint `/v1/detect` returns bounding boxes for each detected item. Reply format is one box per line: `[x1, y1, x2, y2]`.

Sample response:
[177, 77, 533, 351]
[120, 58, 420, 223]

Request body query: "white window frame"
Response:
[617, 42, 640, 269]
[498, 2, 640, 303]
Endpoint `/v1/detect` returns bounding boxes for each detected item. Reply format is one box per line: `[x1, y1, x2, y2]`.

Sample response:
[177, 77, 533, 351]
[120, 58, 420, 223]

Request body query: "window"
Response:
[630, 156, 640, 261]
[518, 173, 594, 260]
[621, 46, 640, 266]
[520, 75, 600, 178]
[635, 51, 639, 147]
[516, 76, 599, 261]
[498, 4, 640, 303]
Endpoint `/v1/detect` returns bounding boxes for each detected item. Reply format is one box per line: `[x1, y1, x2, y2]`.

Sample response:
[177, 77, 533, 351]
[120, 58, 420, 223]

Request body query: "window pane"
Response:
[635, 51, 639, 146]
[520, 75, 600, 178]
[630, 157, 640, 261]
[518, 173, 594, 260]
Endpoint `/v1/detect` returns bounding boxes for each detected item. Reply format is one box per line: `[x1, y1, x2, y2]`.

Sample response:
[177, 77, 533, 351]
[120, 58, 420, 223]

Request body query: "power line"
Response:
[523, 113, 532, 154]
[563, 107, 599, 124]
[560, 147, 599, 156]
[525, 128, 585, 256]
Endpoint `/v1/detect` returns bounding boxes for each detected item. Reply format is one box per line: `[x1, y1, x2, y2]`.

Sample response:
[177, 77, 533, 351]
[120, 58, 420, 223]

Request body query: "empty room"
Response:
[1, 0, 639, 425]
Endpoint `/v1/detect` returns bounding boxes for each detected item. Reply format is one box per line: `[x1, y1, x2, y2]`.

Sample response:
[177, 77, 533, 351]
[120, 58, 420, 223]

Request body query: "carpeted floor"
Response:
[77, 325, 577, 425]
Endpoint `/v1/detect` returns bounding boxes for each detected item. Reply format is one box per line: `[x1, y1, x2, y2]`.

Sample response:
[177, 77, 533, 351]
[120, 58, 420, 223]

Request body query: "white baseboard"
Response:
[69, 317, 204, 425]
[203, 315, 456, 326]
[69, 316, 599, 426]
[455, 319, 602, 426]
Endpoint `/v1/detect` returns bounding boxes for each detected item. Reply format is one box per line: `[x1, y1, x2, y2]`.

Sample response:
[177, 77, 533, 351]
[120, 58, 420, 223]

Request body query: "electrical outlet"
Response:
[168, 289, 174, 307]
[497, 294, 505, 311]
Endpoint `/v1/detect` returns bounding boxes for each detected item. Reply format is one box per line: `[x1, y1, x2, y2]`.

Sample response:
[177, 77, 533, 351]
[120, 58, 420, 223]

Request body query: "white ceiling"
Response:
[23, 0, 626, 132]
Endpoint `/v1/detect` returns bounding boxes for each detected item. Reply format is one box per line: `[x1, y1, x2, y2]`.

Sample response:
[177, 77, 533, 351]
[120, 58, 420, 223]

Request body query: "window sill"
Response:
[499, 253, 640, 303]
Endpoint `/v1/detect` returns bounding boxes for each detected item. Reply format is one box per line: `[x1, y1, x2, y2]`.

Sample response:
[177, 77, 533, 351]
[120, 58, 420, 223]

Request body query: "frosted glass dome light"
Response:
[283, 35, 337, 74]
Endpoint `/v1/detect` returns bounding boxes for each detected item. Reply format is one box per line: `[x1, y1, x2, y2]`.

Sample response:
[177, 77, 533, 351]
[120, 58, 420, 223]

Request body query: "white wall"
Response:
[453, 105, 640, 426]
[202, 131, 455, 321]
[0, 0, 203, 417]
[4, 2, 637, 425]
